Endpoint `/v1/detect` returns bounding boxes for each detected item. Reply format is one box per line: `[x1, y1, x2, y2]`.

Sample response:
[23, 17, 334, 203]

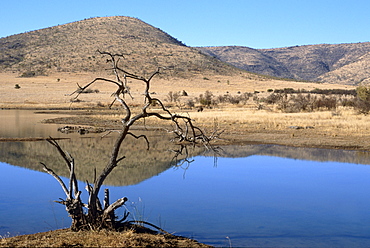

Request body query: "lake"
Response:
[1, 109, 370, 247]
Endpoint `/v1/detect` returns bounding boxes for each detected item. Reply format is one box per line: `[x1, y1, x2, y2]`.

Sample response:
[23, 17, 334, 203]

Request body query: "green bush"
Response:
[198, 90, 213, 106]
[354, 86, 370, 114]
[356, 86, 370, 101]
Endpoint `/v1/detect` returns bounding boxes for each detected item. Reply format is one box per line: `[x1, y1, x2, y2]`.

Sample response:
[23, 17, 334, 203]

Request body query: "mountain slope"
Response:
[0, 16, 248, 78]
[317, 51, 370, 85]
[198, 43, 370, 85]
[198, 46, 294, 79]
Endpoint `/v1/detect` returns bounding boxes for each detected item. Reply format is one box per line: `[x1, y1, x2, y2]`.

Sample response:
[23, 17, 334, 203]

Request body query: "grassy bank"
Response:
[0, 228, 212, 247]
[43, 105, 370, 151]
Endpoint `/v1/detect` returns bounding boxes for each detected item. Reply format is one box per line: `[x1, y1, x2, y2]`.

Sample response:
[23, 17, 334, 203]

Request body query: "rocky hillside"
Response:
[3, 16, 367, 85]
[198, 43, 370, 85]
[0, 16, 249, 79]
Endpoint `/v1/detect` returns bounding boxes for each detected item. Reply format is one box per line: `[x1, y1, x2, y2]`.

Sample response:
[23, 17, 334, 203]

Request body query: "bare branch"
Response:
[40, 162, 69, 198]
[85, 180, 92, 194]
[68, 154, 75, 199]
[118, 210, 130, 223]
[128, 220, 171, 235]
[69, 77, 120, 98]
[103, 188, 110, 209]
[46, 137, 79, 197]
[42, 50, 219, 232]
[103, 197, 128, 217]
[46, 137, 72, 170]
[127, 132, 150, 150]
[116, 155, 126, 164]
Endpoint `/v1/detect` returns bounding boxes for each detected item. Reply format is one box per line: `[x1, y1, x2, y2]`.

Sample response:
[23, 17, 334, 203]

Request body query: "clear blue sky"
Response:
[1, 0, 369, 49]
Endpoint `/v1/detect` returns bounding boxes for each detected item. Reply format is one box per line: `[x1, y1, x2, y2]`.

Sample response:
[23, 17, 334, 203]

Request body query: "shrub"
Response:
[354, 98, 370, 114]
[77, 88, 99, 94]
[185, 99, 195, 108]
[167, 91, 181, 102]
[292, 93, 314, 111]
[227, 95, 240, 105]
[353, 86, 370, 114]
[356, 86, 370, 101]
[19, 69, 46, 77]
[263, 93, 281, 104]
[215, 92, 250, 105]
[20, 71, 36, 77]
[341, 98, 356, 107]
[313, 95, 337, 110]
[274, 88, 295, 94]
[198, 90, 214, 106]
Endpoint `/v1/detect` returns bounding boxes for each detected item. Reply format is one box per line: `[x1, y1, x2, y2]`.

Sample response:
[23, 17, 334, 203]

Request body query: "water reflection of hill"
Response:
[3, 133, 370, 187]
[213, 144, 370, 165]
[0, 131, 205, 186]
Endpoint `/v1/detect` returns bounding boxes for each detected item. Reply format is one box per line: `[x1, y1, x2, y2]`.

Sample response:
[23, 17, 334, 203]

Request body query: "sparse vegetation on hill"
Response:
[0, 16, 256, 79]
[2, 16, 370, 85]
[198, 43, 370, 85]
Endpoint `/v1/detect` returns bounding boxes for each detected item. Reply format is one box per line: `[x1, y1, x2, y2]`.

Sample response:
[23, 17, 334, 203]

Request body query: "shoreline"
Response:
[0, 228, 212, 248]
[2, 106, 370, 152]
[1, 72, 365, 151]
[42, 109, 370, 152]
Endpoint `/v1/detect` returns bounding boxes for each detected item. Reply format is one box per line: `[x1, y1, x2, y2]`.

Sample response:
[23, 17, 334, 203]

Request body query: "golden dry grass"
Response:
[0, 229, 211, 247]
[188, 106, 369, 136]
[2, 72, 368, 150]
[0, 72, 351, 107]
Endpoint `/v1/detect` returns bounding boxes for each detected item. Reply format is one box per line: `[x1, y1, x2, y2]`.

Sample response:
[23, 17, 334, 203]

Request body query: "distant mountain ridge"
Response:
[1, 16, 368, 85]
[197, 43, 370, 85]
[0, 16, 249, 79]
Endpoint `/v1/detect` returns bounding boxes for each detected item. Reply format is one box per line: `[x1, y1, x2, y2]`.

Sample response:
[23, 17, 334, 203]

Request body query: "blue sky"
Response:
[1, 0, 369, 49]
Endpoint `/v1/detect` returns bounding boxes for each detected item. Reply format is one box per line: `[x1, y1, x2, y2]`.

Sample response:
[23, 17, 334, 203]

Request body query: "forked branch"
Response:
[42, 50, 218, 232]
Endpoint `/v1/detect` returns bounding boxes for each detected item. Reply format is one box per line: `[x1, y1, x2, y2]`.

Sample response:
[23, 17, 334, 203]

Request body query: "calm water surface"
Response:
[1, 110, 370, 247]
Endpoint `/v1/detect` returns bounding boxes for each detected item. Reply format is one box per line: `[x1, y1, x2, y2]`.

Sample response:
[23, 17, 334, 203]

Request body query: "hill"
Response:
[0, 16, 251, 79]
[197, 43, 370, 85]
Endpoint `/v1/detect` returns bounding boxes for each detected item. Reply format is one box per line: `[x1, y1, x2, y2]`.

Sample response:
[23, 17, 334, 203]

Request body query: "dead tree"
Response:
[41, 50, 216, 231]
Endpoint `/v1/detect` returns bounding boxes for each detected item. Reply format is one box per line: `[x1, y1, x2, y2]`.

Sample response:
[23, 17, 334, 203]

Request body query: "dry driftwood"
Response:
[41, 51, 218, 231]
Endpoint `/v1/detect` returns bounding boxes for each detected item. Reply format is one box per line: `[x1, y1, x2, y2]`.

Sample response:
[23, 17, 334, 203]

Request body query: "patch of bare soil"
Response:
[0, 228, 212, 247]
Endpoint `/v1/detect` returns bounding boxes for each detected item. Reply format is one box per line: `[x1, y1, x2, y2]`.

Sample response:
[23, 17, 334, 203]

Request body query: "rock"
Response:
[288, 126, 304, 129]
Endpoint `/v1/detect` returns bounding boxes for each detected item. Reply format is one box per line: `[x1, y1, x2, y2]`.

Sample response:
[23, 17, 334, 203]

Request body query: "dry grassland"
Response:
[0, 72, 351, 106]
[1, 72, 368, 150]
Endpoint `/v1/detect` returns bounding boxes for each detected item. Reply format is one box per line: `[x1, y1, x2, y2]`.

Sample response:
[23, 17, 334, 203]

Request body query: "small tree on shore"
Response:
[41, 51, 217, 232]
[355, 85, 370, 114]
